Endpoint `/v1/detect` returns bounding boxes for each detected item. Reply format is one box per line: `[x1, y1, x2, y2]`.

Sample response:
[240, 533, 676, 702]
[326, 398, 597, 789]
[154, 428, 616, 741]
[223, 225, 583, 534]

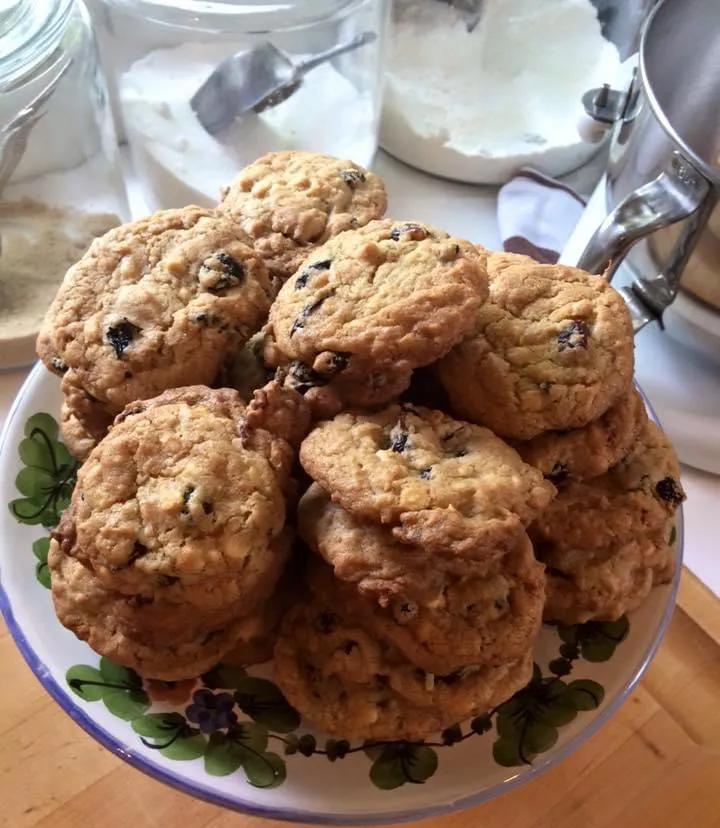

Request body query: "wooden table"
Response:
[1, 570, 719, 828]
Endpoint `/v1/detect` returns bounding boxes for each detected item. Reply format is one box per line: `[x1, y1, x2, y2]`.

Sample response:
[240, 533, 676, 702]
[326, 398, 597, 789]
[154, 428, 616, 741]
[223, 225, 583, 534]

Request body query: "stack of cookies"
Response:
[437, 252, 685, 624]
[49, 383, 308, 680]
[272, 403, 556, 740]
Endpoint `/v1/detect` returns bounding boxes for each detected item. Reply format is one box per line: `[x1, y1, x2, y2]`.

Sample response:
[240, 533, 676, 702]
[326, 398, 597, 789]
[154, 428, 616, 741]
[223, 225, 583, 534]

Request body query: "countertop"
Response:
[1, 152, 720, 828]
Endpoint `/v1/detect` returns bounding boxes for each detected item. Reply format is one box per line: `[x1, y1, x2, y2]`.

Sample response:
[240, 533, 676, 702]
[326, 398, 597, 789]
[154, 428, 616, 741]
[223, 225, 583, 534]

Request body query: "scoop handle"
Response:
[294, 31, 377, 76]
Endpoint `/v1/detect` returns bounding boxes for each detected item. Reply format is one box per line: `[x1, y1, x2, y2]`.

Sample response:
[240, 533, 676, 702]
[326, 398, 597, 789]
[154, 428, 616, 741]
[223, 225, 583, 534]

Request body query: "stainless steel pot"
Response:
[577, 0, 720, 334]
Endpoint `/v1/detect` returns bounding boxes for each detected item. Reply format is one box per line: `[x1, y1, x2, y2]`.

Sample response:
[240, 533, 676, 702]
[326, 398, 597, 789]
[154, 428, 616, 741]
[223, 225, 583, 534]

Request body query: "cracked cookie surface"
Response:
[438, 252, 634, 439]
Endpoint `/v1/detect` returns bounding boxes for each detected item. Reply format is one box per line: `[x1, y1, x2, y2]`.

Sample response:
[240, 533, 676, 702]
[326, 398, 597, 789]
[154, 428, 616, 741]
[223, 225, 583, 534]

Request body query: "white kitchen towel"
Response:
[497, 168, 586, 264]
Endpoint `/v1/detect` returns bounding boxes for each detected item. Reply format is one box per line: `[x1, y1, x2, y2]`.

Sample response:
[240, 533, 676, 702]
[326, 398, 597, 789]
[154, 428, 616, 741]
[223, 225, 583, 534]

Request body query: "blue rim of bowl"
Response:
[0, 363, 684, 826]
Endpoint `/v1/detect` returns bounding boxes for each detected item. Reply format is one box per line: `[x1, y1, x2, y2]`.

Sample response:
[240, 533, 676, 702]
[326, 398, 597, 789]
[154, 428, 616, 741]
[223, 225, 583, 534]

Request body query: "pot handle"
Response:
[577, 151, 715, 332]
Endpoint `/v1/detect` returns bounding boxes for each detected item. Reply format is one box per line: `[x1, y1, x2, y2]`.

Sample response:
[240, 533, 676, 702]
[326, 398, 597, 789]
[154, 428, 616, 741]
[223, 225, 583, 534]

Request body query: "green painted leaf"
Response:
[15, 467, 56, 499]
[369, 747, 408, 791]
[103, 688, 150, 720]
[205, 732, 245, 776]
[32, 537, 50, 562]
[557, 625, 579, 646]
[542, 678, 568, 700]
[548, 658, 572, 677]
[66, 665, 105, 701]
[580, 637, 617, 663]
[523, 720, 558, 754]
[441, 723, 463, 746]
[24, 413, 59, 442]
[401, 745, 438, 784]
[496, 696, 526, 716]
[100, 658, 143, 689]
[283, 733, 299, 755]
[496, 712, 521, 739]
[363, 742, 384, 761]
[54, 442, 74, 469]
[201, 664, 247, 690]
[234, 677, 301, 733]
[18, 437, 54, 472]
[243, 751, 287, 789]
[597, 617, 630, 642]
[325, 738, 350, 761]
[160, 735, 206, 761]
[9, 498, 47, 525]
[232, 721, 269, 753]
[536, 701, 577, 727]
[298, 734, 317, 757]
[132, 712, 187, 739]
[492, 738, 525, 767]
[36, 560, 51, 589]
[565, 679, 605, 710]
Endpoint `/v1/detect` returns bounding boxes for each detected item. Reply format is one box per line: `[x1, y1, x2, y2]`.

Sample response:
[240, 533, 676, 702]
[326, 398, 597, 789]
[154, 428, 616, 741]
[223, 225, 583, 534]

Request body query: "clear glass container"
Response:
[0, 0, 128, 370]
[380, 0, 654, 185]
[96, 0, 389, 212]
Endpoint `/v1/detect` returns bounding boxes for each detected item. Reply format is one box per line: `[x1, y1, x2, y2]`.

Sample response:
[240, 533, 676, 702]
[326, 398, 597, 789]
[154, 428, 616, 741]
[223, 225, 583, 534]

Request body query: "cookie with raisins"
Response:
[437, 252, 634, 440]
[531, 421, 685, 550]
[299, 404, 555, 559]
[273, 594, 532, 740]
[513, 387, 649, 482]
[305, 537, 545, 674]
[218, 151, 387, 289]
[537, 523, 676, 625]
[267, 219, 489, 413]
[37, 206, 273, 457]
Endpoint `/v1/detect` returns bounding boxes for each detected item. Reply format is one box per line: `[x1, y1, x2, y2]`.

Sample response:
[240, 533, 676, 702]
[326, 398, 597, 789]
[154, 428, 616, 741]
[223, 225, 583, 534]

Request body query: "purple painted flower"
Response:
[185, 689, 238, 734]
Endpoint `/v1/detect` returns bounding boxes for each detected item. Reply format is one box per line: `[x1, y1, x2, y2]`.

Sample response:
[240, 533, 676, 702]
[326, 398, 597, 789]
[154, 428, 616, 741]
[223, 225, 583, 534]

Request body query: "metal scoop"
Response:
[190, 31, 377, 136]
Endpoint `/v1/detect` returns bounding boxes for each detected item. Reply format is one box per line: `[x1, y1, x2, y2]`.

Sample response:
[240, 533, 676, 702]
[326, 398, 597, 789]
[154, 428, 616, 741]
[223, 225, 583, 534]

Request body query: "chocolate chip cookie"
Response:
[37, 206, 273, 451]
[67, 386, 289, 596]
[437, 252, 634, 439]
[266, 220, 489, 412]
[513, 387, 649, 482]
[274, 595, 532, 740]
[307, 539, 544, 673]
[218, 151, 387, 288]
[531, 421, 685, 550]
[538, 524, 676, 624]
[300, 405, 556, 559]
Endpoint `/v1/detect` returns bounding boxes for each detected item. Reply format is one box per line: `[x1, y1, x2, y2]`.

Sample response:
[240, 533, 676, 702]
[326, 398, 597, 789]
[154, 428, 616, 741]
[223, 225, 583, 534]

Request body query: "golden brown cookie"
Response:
[37, 206, 273, 447]
[300, 404, 556, 560]
[218, 151, 387, 287]
[273, 595, 532, 740]
[437, 252, 634, 439]
[266, 220, 488, 413]
[513, 387, 649, 482]
[306, 540, 545, 674]
[538, 524, 676, 624]
[49, 543, 250, 681]
[531, 421, 685, 550]
[66, 386, 290, 598]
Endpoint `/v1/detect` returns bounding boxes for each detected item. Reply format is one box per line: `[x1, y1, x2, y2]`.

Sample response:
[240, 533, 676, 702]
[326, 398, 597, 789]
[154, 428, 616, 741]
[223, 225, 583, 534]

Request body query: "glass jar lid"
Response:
[0, 0, 73, 90]
[101, 0, 364, 33]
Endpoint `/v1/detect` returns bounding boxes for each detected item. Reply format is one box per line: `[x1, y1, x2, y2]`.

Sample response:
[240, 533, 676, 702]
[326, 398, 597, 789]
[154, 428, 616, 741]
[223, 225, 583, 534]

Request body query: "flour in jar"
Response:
[119, 43, 378, 210]
[381, 0, 623, 184]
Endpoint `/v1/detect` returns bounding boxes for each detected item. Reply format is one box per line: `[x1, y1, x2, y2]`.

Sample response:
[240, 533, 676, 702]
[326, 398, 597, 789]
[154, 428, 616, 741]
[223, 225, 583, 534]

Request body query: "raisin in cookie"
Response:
[218, 151, 387, 288]
[531, 421, 685, 550]
[538, 524, 676, 624]
[37, 206, 273, 450]
[67, 386, 292, 597]
[49, 544, 253, 681]
[300, 405, 556, 559]
[265, 220, 488, 413]
[274, 596, 531, 740]
[437, 252, 634, 439]
[513, 387, 648, 482]
[307, 539, 544, 673]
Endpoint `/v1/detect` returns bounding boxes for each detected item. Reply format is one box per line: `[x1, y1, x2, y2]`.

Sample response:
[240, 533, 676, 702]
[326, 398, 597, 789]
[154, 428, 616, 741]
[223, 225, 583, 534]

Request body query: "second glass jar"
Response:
[97, 0, 389, 212]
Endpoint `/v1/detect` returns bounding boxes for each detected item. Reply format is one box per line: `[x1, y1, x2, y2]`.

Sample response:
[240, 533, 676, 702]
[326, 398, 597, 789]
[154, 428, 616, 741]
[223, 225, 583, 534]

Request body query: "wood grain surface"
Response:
[1, 568, 719, 828]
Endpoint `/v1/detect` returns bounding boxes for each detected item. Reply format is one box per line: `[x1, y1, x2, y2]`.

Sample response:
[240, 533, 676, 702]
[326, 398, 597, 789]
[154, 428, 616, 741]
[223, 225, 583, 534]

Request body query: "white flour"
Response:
[381, 0, 622, 183]
[119, 43, 378, 211]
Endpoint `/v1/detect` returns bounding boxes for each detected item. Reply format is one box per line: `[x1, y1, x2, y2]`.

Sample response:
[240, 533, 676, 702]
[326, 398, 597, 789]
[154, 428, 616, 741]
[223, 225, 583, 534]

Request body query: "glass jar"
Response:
[380, 0, 654, 185]
[96, 0, 389, 212]
[0, 0, 128, 370]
